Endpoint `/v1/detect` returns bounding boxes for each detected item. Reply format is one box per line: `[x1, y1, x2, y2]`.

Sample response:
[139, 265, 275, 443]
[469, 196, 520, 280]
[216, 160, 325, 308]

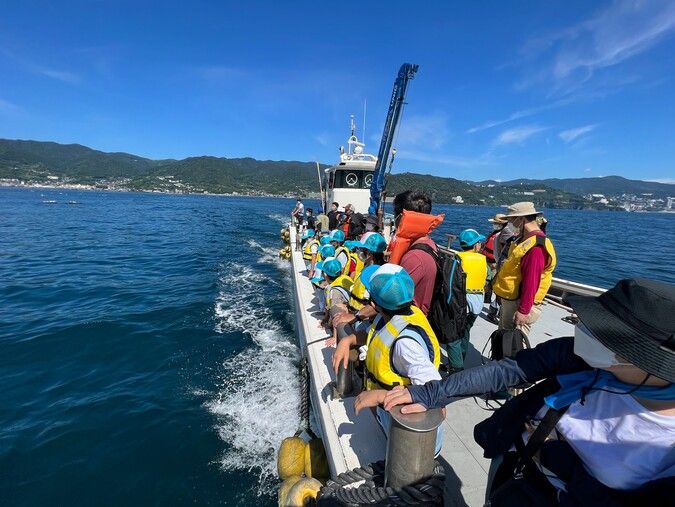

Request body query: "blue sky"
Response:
[1, 1, 674, 182]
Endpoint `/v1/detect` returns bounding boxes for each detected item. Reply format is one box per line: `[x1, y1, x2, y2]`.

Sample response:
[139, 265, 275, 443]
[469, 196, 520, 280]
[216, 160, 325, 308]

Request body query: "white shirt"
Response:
[392, 333, 441, 385]
[335, 250, 349, 270]
[556, 390, 675, 490]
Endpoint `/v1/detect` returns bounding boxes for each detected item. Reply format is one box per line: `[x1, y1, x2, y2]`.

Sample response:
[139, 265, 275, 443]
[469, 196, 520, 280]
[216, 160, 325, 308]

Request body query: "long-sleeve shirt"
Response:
[517, 230, 548, 315]
[407, 336, 586, 409]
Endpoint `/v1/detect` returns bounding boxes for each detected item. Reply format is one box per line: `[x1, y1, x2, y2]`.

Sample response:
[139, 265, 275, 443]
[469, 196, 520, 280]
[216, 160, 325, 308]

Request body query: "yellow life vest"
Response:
[348, 271, 370, 311]
[343, 250, 365, 277]
[492, 234, 557, 303]
[325, 274, 353, 308]
[456, 251, 488, 293]
[365, 306, 441, 390]
[334, 245, 350, 271]
[302, 239, 320, 261]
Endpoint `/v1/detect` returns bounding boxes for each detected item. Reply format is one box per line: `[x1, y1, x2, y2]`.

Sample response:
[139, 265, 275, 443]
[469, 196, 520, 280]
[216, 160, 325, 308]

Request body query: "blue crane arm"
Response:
[368, 63, 419, 216]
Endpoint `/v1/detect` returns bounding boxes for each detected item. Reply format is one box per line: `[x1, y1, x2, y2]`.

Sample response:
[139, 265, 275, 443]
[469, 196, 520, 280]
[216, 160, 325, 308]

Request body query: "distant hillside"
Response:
[1, 138, 670, 209]
[479, 176, 674, 198]
[0, 139, 158, 179]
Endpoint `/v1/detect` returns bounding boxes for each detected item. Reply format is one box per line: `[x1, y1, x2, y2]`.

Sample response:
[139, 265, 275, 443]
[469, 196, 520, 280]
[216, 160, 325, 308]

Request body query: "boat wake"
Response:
[247, 238, 290, 271]
[210, 262, 299, 496]
[267, 212, 288, 225]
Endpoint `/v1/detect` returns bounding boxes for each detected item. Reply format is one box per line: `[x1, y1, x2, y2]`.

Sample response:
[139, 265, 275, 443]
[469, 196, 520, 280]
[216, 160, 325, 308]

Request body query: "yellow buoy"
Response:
[277, 437, 307, 480]
[304, 438, 329, 480]
[278, 475, 302, 507]
[283, 477, 322, 507]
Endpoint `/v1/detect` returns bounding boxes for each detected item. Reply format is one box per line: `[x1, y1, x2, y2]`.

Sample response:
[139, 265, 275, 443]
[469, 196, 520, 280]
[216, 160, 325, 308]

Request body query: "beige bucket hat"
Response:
[488, 213, 508, 224]
[503, 201, 542, 218]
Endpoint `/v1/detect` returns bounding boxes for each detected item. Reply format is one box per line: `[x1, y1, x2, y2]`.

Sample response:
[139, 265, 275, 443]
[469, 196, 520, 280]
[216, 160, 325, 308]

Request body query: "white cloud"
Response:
[397, 113, 449, 150]
[314, 133, 329, 146]
[559, 124, 596, 143]
[494, 125, 547, 146]
[0, 98, 19, 111]
[39, 68, 80, 84]
[518, 1, 675, 94]
[648, 178, 675, 184]
[467, 99, 570, 133]
[396, 150, 491, 168]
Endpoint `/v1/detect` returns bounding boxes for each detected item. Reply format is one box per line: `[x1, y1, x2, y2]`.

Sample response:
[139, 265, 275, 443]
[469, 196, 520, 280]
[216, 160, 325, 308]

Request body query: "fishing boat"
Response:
[277, 64, 607, 506]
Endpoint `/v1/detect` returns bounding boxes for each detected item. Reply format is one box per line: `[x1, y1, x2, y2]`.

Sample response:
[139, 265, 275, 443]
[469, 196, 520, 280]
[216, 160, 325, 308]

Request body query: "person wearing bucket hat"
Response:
[492, 201, 557, 340]
[446, 230, 489, 371]
[382, 278, 675, 504]
[329, 264, 443, 453]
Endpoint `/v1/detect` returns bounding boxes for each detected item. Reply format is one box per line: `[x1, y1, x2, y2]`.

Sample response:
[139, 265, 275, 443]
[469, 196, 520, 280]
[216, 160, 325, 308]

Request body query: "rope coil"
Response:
[317, 460, 445, 506]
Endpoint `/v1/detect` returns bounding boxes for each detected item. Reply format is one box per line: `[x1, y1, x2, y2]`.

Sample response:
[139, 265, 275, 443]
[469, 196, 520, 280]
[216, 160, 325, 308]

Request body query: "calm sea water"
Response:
[1, 187, 673, 506]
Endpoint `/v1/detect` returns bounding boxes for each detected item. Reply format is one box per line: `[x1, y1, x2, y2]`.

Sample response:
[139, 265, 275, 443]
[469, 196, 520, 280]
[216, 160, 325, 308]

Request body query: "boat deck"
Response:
[288, 227, 576, 505]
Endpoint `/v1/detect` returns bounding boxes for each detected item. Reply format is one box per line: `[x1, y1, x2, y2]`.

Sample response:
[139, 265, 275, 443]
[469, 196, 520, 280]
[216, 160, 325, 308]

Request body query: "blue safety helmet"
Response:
[319, 245, 335, 258]
[361, 264, 414, 311]
[319, 236, 332, 246]
[330, 229, 345, 243]
[350, 232, 387, 253]
[316, 257, 342, 278]
[301, 229, 315, 240]
[458, 229, 486, 249]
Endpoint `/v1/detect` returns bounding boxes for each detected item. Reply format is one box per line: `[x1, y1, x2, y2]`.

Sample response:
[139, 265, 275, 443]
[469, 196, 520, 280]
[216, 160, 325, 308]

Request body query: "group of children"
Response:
[299, 224, 495, 454]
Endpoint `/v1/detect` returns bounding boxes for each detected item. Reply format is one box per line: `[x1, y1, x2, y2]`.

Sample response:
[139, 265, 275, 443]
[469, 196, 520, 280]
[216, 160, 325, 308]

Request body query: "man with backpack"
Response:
[394, 191, 438, 316]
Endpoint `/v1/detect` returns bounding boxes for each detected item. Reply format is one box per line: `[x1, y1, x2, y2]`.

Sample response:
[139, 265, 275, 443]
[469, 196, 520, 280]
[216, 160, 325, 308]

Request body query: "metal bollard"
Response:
[385, 405, 444, 489]
[330, 306, 355, 398]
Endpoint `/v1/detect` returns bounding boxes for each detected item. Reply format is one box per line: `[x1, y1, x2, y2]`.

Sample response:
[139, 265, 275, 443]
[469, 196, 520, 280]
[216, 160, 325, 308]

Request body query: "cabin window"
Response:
[333, 170, 373, 189]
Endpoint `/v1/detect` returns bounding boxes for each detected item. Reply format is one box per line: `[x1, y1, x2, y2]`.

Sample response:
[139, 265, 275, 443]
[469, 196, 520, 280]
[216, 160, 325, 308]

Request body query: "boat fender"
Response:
[284, 477, 322, 507]
[277, 475, 302, 507]
[277, 437, 307, 479]
[304, 438, 329, 480]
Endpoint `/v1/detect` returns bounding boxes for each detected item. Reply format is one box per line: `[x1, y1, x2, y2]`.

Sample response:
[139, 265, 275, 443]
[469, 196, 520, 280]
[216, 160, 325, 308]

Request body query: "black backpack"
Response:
[489, 328, 531, 361]
[408, 243, 467, 344]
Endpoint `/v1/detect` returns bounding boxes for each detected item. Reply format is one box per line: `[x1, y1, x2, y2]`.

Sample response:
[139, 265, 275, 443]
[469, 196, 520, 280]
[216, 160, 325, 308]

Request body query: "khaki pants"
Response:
[499, 299, 542, 337]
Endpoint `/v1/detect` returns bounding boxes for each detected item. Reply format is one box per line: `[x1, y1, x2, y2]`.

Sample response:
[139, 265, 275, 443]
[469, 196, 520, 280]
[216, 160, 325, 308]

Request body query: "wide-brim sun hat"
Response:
[565, 278, 675, 383]
[361, 263, 414, 311]
[315, 257, 342, 278]
[488, 213, 507, 224]
[349, 232, 387, 253]
[503, 201, 542, 218]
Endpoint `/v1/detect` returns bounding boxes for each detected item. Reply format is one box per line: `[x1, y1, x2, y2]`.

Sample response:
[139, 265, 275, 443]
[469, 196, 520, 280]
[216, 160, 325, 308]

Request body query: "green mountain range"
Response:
[1, 138, 672, 209]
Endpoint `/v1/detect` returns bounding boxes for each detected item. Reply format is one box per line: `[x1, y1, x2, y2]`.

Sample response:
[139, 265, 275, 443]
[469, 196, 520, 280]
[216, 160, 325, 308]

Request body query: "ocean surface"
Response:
[1, 187, 673, 506]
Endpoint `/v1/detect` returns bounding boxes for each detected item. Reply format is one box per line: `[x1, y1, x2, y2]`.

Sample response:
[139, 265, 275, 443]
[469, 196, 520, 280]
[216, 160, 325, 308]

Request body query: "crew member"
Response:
[291, 198, 304, 228]
[447, 229, 489, 371]
[305, 207, 316, 231]
[342, 203, 365, 240]
[492, 202, 556, 338]
[327, 201, 340, 230]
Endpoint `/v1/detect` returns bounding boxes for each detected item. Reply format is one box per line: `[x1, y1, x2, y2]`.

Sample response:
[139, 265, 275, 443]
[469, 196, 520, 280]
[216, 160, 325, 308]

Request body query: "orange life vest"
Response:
[483, 231, 498, 263]
[387, 210, 445, 265]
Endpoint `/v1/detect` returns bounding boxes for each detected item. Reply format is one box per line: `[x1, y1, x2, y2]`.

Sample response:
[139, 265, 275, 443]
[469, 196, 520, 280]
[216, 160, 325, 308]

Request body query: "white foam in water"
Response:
[210, 260, 300, 496]
[267, 213, 288, 225]
[247, 238, 291, 271]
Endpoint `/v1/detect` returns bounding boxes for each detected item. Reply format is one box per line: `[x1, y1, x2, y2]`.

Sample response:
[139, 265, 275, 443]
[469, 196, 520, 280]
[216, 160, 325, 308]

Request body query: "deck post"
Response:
[329, 306, 355, 398]
[385, 405, 444, 489]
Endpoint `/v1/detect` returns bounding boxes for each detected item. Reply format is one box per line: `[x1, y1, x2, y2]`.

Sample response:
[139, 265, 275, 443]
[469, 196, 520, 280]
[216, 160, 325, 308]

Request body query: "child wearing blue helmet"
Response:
[448, 229, 490, 371]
